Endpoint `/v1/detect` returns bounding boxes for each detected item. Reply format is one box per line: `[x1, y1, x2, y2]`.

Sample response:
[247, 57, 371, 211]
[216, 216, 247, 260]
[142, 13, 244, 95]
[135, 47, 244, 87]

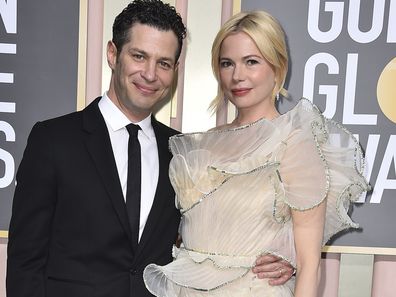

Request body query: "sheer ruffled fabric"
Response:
[144, 98, 369, 296]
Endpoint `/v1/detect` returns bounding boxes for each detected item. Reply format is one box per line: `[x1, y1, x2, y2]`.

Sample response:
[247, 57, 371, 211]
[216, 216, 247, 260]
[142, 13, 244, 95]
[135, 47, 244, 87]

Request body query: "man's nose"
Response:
[141, 61, 157, 82]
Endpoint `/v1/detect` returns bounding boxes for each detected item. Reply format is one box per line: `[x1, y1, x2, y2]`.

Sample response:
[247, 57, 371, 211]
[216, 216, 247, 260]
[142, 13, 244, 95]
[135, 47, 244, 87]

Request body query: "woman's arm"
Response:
[292, 200, 326, 297]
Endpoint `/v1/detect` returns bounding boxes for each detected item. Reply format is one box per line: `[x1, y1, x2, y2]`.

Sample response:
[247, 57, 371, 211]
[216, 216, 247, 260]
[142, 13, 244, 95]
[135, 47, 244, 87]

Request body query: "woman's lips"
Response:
[231, 88, 251, 96]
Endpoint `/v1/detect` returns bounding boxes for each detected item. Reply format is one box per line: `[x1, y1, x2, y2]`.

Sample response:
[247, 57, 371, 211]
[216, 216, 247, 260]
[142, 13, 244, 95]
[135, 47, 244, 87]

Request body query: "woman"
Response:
[144, 11, 369, 296]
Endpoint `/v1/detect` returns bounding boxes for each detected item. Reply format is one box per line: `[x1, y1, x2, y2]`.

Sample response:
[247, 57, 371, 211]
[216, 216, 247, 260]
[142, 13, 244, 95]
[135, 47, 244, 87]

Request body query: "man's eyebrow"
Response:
[129, 48, 175, 64]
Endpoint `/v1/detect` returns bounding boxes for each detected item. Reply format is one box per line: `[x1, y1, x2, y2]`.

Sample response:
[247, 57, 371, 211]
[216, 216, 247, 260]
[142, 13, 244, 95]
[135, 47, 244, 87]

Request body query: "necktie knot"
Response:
[126, 123, 141, 138]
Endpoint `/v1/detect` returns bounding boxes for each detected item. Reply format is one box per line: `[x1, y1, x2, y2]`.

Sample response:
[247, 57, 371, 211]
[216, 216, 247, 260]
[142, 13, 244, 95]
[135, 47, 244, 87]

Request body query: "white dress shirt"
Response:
[98, 93, 159, 241]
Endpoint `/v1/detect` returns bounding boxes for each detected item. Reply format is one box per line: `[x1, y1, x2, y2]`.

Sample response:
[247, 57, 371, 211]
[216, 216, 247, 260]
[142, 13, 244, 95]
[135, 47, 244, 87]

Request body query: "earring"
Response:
[276, 93, 280, 101]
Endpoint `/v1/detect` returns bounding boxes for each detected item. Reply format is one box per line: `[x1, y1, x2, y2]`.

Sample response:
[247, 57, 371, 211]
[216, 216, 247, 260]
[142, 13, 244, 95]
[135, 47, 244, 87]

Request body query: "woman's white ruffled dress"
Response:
[143, 99, 370, 296]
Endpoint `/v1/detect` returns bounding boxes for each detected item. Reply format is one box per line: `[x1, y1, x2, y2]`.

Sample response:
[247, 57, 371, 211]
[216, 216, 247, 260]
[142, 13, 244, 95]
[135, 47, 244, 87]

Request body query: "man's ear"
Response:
[107, 41, 117, 70]
[174, 61, 179, 71]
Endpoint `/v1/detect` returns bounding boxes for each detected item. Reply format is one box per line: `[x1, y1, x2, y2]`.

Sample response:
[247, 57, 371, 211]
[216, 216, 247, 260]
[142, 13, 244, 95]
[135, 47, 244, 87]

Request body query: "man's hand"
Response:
[252, 254, 295, 286]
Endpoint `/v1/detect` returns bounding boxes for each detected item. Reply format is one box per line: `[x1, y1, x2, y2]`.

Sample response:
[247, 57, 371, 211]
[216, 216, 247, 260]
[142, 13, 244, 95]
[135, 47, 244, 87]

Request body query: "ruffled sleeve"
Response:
[275, 99, 370, 244]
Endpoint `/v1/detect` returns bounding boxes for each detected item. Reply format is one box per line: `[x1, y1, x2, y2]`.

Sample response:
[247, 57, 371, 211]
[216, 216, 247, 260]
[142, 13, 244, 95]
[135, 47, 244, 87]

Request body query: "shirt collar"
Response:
[99, 92, 155, 140]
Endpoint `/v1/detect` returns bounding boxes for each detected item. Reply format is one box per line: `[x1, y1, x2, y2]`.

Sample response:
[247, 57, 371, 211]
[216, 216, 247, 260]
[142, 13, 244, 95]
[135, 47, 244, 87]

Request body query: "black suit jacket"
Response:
[6, 97, 180, 297]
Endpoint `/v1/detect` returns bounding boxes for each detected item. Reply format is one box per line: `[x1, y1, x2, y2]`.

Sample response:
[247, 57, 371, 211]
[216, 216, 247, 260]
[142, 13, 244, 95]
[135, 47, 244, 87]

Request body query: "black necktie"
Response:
[126, 123, 141, 247]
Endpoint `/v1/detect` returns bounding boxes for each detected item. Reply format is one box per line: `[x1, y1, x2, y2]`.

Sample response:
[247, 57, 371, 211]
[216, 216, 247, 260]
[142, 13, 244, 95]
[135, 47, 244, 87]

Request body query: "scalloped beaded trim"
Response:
[179, 161, 280, 214]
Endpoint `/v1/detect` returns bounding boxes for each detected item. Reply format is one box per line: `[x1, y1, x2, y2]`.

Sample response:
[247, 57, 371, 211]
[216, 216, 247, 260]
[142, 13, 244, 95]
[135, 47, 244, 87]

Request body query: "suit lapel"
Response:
[82, 98, 133, 244]
[134, 117, 174, 260]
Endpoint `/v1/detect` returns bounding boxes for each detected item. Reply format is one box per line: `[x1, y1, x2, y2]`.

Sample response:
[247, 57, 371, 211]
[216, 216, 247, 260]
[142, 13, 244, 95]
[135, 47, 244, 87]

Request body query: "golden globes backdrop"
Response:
[241, 0, 396, 253]
[1, 0, 395, 254]
[0, 0, 83, 236]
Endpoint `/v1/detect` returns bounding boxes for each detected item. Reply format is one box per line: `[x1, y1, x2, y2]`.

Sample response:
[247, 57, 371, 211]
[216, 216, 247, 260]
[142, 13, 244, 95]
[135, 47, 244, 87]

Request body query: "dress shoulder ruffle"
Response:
[272, 98, 370, 243]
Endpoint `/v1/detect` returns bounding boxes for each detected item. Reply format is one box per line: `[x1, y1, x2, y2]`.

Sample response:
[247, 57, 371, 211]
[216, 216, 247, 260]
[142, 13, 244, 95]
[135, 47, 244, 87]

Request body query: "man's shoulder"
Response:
[41, 97, 100, 125]
[37, 109, 82, 131]
[31, 97, 101, 135]
[152, 117, 180, 137]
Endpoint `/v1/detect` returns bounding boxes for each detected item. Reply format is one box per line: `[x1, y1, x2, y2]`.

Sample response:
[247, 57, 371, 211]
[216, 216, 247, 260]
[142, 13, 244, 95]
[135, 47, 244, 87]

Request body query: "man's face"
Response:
[107, 23, 179, 122]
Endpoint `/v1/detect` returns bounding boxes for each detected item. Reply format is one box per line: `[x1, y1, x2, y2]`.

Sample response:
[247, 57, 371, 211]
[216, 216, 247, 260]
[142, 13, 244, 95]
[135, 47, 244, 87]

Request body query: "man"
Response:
[7, 1, 293, 296]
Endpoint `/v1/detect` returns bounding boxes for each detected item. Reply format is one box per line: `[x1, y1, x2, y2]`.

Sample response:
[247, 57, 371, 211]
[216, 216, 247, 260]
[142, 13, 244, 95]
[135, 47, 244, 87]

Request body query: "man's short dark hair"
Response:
[112, 0, 187, 61]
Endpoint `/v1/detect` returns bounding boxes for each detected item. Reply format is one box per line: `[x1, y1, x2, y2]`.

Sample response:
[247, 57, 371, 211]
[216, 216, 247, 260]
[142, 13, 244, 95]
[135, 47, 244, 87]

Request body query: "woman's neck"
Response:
[231, 108, 280, 128]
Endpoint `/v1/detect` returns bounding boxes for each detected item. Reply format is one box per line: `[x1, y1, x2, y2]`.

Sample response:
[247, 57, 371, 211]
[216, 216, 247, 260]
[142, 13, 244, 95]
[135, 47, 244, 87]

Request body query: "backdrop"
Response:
[241, 0, 396, 253]
[0, 0, 81, 234]
[1, 0, 396, 255]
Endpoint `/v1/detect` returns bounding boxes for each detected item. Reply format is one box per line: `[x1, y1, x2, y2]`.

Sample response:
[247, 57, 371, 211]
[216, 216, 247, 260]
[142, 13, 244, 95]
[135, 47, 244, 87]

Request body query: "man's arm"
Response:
[252, 254, 295, 285]
[7, 122, 57, 297]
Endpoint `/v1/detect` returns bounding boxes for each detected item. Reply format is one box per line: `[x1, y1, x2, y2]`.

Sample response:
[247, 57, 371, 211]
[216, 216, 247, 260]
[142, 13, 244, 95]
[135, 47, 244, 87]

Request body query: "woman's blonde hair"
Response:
[210, 11, 288, 112]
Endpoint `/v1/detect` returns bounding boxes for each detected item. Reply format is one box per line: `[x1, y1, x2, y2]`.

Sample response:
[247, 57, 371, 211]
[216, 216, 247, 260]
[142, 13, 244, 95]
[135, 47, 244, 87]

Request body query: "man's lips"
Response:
[231, 88, 251, 96]
[134, 82, 157, 94]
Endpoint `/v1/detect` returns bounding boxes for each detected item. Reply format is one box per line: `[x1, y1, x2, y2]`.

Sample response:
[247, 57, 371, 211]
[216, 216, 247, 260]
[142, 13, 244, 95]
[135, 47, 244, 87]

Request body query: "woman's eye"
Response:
[220, 61, 232, 68]
[246, 59, 259, 65]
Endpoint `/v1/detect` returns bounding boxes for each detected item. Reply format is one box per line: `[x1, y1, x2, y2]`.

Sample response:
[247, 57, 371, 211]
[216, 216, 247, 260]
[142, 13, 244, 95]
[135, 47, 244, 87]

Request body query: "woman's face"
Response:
[219, 31, 276, 116]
